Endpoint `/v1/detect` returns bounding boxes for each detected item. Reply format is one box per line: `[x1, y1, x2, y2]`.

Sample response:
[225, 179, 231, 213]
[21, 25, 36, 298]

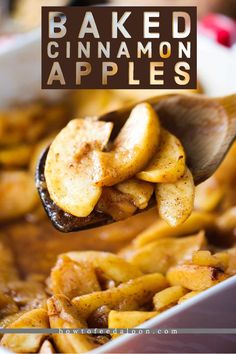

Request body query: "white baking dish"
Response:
[0, 29, 64, 108]
[0, 29, 236, 353]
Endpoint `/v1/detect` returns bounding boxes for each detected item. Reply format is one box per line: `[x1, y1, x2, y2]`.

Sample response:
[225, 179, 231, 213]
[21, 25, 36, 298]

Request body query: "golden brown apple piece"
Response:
[96, 187, 137, 221]
[65, 251, 142, 285]
[93, 103, 160, 186]
[116, 178, 154, 209]
[167, 264, 228, 291]
[72, 273, 167, 319]
[0, 171, 38, 221]
[48, 255, 101, 299]
[153, 286, 188, 311]
[191, 250, 229, 270]
[132, 210, 215, 247]
[0, 309, 49, 353]
[108, 310, 158, 338]
[45, 119, 113, 217]
[137, 129, 186, 183]
[47, 295, 98, 353]
[121, 231, 206, 274]
[156, 168, 195, 227]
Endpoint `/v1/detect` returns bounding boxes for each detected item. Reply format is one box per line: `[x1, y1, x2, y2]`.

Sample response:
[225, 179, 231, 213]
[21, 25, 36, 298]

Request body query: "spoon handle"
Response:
[217, 94, 236, 138]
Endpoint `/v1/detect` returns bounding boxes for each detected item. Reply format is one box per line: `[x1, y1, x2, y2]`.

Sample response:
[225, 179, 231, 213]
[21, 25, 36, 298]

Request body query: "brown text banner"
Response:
[41, 6, 197, 89]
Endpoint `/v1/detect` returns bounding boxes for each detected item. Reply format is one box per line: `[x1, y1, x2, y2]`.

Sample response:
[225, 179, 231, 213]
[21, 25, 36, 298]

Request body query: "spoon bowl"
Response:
[36, 93, 236, 232]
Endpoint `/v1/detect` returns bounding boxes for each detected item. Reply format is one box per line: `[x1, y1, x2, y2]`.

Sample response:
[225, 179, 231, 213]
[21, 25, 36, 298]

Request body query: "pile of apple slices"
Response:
[45, 103, 195, 227]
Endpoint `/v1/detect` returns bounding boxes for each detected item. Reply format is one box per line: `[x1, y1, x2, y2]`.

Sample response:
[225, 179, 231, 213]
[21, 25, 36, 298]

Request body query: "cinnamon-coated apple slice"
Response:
[156, 168, 195, 227]
[137, 129, 186, 183]
[45, 119, 113, 218]
[93, 103, 161, 186]
[116, 178, 154, 209]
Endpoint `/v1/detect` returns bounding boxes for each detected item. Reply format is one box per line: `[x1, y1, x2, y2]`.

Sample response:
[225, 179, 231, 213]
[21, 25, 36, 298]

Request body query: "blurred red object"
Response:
[199, 14, 236, 47]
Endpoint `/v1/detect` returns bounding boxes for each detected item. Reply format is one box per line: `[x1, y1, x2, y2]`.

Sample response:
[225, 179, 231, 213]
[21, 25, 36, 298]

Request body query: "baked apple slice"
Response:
[156, 168, 195, 227]
[116, 178, 154, 209]
[93, 103, 160, 186]
[45, 119, 113, 217]
[137, 129, 186, 183]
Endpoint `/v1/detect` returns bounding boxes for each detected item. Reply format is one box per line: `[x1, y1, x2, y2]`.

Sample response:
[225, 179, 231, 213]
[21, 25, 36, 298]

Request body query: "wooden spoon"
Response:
[35, 93, 236, 232]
